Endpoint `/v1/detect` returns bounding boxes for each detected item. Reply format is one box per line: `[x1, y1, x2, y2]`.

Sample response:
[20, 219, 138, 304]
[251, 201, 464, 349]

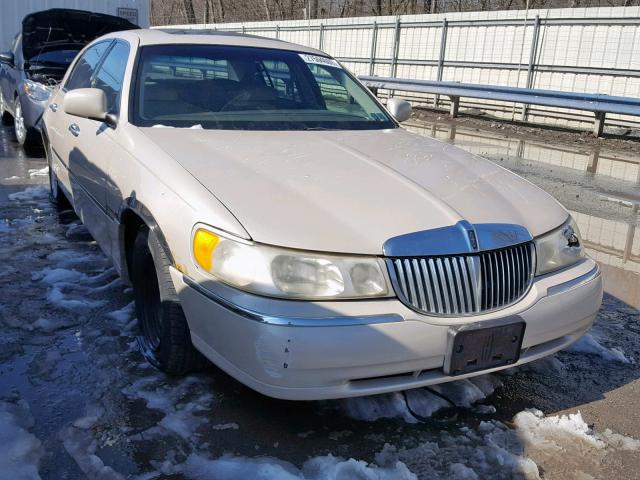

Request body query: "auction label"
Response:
[299, 53, 341, 68]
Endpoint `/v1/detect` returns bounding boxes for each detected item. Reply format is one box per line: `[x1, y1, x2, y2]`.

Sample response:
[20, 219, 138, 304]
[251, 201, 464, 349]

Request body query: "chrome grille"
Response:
[389, 242, 535, 316]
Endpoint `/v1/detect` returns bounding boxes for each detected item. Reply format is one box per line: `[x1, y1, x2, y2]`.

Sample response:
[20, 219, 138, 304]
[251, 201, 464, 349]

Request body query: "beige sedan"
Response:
[42, 29, 603, 400]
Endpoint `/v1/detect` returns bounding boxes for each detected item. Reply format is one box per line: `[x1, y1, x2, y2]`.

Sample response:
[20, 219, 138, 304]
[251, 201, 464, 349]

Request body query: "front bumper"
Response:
[18, 91, 47, 131]
[171, 258, 602, 400]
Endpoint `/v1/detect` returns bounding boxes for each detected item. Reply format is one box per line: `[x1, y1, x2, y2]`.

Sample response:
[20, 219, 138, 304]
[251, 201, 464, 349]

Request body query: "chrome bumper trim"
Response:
[182, 275, 404, 327]
[546, 264, 600, 296]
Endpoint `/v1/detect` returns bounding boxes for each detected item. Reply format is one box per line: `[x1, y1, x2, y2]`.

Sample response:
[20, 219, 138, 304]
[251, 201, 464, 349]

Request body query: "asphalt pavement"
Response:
[0, 116, 639, 480]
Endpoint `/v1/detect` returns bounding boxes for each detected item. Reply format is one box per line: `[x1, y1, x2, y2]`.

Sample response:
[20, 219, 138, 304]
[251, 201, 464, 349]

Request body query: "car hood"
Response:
[21, 9, 138, 61]
[142, 127, 568, 254]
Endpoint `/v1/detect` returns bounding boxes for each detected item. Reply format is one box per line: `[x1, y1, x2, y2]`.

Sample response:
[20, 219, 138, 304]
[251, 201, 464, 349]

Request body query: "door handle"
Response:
[68, 123, 80, 137]
[49, 103, 58, 112]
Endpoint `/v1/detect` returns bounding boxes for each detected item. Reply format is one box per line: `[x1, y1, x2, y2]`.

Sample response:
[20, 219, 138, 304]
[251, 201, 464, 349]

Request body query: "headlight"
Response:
[535, 217, 584, 276]
[192, 227, 389, 299]
[23, 80, 52, 101]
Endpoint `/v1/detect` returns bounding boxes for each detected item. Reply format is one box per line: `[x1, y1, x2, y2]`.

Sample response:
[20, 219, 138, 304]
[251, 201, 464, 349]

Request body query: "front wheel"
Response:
[13, 96, 39, 147]
[131, 225, 205, 375]
[45, 140, 69, 207]
[0, 91, 11, 124]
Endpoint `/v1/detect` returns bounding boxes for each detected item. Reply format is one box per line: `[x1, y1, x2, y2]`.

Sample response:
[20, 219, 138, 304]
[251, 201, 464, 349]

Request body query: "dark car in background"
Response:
[0, 8, 138, 147]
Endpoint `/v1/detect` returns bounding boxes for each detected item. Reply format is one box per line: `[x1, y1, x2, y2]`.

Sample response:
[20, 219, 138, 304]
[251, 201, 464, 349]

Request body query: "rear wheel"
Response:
[131, 225, 204, 375]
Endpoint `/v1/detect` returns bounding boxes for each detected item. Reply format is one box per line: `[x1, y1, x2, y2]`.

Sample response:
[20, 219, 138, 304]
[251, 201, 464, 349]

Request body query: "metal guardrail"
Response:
[359, 76, 640, 137]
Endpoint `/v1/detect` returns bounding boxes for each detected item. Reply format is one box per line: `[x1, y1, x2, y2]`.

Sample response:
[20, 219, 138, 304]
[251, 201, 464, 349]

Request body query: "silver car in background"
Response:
[42, 29, 603, 400]
[0, 8, 137, 147]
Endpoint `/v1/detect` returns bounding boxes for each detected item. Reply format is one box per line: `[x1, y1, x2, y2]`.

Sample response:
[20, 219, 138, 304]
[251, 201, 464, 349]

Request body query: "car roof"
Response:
[101, 28, 328, 56]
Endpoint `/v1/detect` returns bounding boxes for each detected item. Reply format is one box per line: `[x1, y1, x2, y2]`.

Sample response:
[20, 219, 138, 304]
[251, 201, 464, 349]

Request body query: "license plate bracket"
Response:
[444, 319, 526, 376]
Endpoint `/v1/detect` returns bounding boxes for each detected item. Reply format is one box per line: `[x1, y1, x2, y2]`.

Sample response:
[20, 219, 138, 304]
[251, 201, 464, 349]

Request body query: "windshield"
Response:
[132, 44, 396, 131]
[28, 49, 81, 66]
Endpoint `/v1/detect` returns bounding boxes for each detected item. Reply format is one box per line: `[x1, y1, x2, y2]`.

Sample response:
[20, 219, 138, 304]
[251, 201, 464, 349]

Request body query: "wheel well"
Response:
[122, 209, 146, 278]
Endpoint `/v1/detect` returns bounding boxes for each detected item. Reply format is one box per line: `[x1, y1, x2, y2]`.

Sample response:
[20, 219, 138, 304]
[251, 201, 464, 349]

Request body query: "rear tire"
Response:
[131, 225, 205, 375]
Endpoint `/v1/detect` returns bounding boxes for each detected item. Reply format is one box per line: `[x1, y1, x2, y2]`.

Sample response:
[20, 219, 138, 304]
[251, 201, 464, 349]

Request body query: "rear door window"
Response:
[65, 41, 112, 91]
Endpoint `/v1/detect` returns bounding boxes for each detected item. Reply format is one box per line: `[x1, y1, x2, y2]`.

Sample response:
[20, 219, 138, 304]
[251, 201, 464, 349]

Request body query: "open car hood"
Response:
[21, 9, 139, 61]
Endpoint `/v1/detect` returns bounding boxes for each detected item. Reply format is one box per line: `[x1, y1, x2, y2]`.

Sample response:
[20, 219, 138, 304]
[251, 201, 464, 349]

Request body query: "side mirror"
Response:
[386, 98, 412, 123]
[0, 51, 14, 66]
[63, 88, 116, 126]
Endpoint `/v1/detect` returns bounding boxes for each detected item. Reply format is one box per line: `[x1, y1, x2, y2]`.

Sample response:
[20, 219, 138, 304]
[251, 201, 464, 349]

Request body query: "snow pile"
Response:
[340, 375, 501, 422]
[32, 266, 121, 313]
[568, 333, 631, 363]
[8, 186, 49, 202]
[60, 425, 125, 480]
[46, 250, 105, 269]
[514, 409, 640, 452]
[0, 400, 44, 480]
[122, 375, 214, 441]
[515, 409, 605, 449]
[430, 376, 502, 408]
[27, 316, 75, 333]
[159, 453, 416, 480]
[47, 286, 106, 313]
[375, 421, 539, 480]
[107, 301, 136, 325]
[28, 167, 49, 178]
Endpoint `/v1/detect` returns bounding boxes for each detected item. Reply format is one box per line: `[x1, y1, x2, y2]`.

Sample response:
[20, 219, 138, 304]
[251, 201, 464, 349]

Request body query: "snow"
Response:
[8, 186, 49, 201]
[60, 425, 125, 480]
[341, 375, 501, 423]
[0, 219, 10, 232]
[107, 301, 135, 325]
[28, 167, 49, 178]
[340, 392, 424, 423]
[375, 422, 540, 479]
[212, 422, 239, 431]
[0, 400, 43, 480]
[46, 250, 104, 268]
[163, 453, 417, 480]
[47, 286, 106, 312]
[600, 429, 640, 450]
[122, 376, 214, 441]
[514, 409, 605, 450]
[29, 316, 74, 332]
[568, 333, 631, 363]
[430, 376, 502, 408]
[72, 405, 105, 430]
[448, 463, 479, 479]
[514, 409, 640, 452]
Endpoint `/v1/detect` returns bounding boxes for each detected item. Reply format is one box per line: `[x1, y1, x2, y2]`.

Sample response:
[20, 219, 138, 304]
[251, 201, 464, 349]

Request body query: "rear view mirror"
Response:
[64, 88, 108, 122]
[386, 98, 412, 123]
[0, 51, 14, 66]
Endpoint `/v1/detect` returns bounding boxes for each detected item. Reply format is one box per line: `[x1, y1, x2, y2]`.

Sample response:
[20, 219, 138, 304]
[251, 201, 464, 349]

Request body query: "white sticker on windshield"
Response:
[299, 53, 341, 69]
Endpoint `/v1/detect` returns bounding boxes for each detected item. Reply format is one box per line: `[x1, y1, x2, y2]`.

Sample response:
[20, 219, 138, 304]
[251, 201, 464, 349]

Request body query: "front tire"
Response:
[13, 96, 39, 147]
[45, 139, 70, 207]
[131, 225, 204, 375]
[0, 91, 11, 124]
